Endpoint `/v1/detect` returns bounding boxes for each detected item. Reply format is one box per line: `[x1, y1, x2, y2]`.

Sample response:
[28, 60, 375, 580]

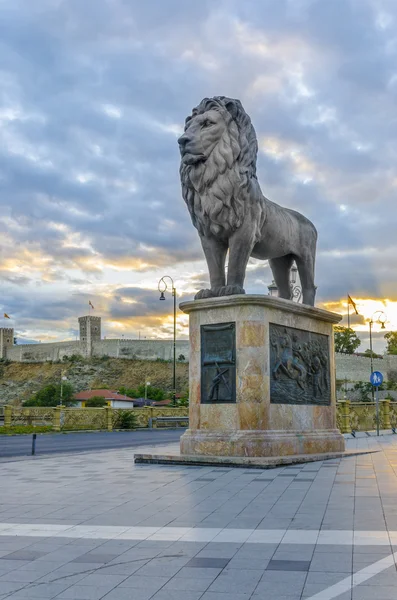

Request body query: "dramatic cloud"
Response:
[1, 0, 397, 351]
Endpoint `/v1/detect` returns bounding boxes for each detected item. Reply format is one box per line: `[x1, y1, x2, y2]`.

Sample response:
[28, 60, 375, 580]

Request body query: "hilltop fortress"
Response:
[0, 316, 189, 363]
[1, 315, 396, 383]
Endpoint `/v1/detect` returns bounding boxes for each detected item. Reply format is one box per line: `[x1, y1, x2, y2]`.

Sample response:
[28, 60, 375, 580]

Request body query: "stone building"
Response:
[78, 315, 101, 357]
[0, 328, 13, 359]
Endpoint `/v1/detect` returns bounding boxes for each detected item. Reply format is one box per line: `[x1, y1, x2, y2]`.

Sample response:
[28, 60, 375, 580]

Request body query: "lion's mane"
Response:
[180, 96, 259, 237]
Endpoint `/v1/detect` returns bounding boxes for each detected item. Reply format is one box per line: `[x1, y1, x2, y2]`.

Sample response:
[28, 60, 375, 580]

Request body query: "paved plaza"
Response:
[1, 435, 397, 599]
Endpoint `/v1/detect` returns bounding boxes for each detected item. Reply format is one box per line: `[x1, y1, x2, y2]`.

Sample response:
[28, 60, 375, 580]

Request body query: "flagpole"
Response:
[347, 295, 350, 329]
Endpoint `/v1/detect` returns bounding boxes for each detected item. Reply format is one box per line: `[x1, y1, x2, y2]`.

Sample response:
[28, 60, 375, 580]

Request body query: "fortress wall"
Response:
[5, 341, 83, 363]
[4, 339, 190, 363]
[335, 353, 397, 381]
[91, 339, 190, 361]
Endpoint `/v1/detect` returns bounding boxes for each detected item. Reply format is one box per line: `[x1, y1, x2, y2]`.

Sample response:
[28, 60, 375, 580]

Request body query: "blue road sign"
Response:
[370, 371, 383, 386]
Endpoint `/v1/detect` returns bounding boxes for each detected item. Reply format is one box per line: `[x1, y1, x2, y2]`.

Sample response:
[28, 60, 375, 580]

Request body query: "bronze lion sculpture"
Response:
[178, 96, 317, 306]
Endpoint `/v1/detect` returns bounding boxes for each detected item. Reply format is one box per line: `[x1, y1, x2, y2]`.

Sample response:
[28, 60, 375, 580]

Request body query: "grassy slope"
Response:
[0, 358, 189, 405]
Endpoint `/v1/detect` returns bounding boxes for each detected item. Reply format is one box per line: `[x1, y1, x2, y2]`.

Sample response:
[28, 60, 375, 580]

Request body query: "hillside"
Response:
[0, 357, 189, 405]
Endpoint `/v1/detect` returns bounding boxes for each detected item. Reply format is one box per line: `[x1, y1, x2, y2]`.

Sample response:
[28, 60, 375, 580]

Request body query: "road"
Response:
[0, 429, 185, 459]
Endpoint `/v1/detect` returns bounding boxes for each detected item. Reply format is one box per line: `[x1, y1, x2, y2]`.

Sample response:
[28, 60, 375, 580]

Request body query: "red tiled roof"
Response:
[74, 389, 135, 401]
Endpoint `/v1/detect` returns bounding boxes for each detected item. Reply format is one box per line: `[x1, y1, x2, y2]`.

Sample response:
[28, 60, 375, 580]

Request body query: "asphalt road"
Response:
[0, 429, 185, 459]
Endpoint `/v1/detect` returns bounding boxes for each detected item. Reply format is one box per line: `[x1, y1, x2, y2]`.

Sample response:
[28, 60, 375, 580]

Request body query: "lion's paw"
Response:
[217, 285, 245, 296]
[195, 289, 215, 300]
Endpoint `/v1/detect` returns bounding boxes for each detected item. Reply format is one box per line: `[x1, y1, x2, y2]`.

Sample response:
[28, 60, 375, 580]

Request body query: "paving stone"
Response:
[151, 592, 203, 600]
[71, 553, 119, 563]
[267, 559, 311, 571]
[3, 550, 48, 561]
[118, 575, 170, 590]
[207, 568, 263, 594]
[163, 576, 211, 592]
[186, 557, 230, 569]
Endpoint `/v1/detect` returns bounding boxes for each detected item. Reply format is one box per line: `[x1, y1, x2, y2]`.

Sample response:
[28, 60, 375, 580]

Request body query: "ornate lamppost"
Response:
[290, 264, 302, 302]
[158, 276, 177, 406]
[369, 311, 387, 376]
[267, 263, 302, 302]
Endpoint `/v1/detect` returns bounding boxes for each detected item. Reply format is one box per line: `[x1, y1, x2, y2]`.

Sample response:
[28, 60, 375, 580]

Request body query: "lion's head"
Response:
[179, 96, 259, 236]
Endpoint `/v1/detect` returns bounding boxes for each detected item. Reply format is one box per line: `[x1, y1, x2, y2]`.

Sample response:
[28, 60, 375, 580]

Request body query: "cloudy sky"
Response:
[1, 0, 396, 352]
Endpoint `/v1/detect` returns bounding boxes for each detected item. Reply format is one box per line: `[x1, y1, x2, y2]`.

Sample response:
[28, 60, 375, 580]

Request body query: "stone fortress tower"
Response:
[0, 328, 14, 359]
[78, 315, 101, 357]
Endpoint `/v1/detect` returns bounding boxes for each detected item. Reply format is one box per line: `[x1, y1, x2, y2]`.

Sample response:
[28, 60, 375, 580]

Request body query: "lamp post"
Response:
[144, 381, 150, 403]
[158, 276, 177, 406]
[267, 264, 302, 302]
[59, 371, 67, 406]
[267, 280, 278, 297]
[369, 311, 387, 411]
[369, 311, 387, 376]
[290, 264, 302, 302]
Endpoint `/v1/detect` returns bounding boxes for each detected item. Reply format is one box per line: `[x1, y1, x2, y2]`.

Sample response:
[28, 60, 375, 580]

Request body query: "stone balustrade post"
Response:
[105, 407, 113, 431]
[53, 406, 61, 432]
[340, 400, 351, 434]
[381, 398, 391, 430]
[4, 405, 12, 428]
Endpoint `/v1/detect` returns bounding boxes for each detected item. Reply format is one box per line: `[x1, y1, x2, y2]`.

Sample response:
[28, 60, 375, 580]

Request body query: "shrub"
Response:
[85, 396, 108, 407]
[0, 426, 52, 435]
[114, 410, 137, 429]
[64, 354, 83, 363]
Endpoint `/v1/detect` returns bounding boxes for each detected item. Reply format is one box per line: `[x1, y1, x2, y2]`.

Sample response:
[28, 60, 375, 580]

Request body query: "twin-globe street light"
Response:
[267, 264, 302, 302]
[158, 276, 176, 407]
[369, 310, 387, 377]
[368, 310, 387, 434]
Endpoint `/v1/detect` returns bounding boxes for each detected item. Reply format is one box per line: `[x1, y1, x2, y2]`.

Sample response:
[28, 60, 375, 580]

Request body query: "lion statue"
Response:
[178, 96, 317, 306]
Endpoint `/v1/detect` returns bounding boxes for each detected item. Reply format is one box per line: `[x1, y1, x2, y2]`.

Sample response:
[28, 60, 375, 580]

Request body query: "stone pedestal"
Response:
[179, 295, 345, 458]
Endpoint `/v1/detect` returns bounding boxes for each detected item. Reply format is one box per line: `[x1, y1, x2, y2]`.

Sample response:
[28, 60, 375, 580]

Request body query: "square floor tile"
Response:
[185, 557, 230, 569]
[5, 551, 48, 561]
[71, 553, 118, 563]
[267, 559, 311, 572]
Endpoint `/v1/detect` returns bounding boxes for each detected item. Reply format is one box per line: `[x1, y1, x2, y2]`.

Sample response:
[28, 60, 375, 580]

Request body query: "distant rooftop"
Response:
[74, 389, 135, 402]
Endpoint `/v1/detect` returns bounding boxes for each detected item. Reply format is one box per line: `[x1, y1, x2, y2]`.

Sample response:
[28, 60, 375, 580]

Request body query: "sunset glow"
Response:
[1, 2, 396, 352]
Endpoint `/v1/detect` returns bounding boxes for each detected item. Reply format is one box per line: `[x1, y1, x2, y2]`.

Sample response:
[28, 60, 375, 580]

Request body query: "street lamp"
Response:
[60, 371, 67, 406]
[158, 276, 177, 406]
[267, 280, 278, 297]
[267, 263, 302, 302]
[290, 264, 302, 302]
[369, 310, 387, 376]
[144, 381, 150, 403]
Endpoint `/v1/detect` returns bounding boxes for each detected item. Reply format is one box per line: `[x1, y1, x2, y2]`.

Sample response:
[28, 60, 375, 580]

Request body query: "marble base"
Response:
[180, 428, 345, 458]
[179, 295, 345, 459]
[134, 448, 375, 469]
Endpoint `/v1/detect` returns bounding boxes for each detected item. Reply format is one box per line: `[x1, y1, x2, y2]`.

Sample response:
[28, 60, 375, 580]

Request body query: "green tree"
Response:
[24, 383, 76, 407]
[85, 396, 108, 407]
[334, 326, 361, 354]
[118, 385, 165, 401]
[385, 331, 397, 355]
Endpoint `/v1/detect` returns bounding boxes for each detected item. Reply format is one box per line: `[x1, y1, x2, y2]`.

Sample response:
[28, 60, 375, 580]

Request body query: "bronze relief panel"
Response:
[270, 323, 331, 405]
[201, 322, 236, 404]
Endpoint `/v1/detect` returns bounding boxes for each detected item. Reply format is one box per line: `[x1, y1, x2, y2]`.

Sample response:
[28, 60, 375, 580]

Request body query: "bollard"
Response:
[32, 433, 37, 456]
